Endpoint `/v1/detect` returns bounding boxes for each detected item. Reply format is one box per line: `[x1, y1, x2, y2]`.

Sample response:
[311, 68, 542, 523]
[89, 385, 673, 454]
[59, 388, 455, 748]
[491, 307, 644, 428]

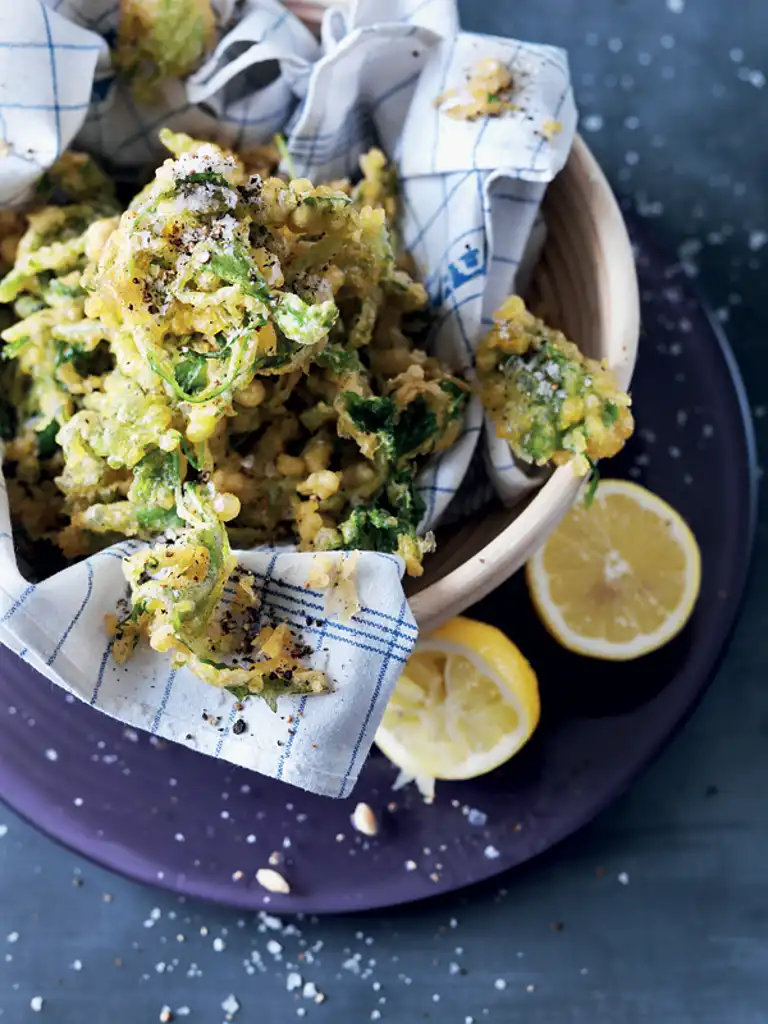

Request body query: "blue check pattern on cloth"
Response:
[0, 0, 575, 797]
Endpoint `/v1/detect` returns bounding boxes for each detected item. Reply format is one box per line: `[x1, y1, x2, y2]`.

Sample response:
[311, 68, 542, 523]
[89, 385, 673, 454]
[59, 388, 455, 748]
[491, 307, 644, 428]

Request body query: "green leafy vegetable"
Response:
[344, 393, 395, 438]
[315, 344, 363, 376]
[2, 336, 30, 360]
[55, 340, 92, 378]
[36, 419, 60, 459]
[585, 459, 600, 507]
[13, 296, 46, 319]
[391, 396, 437, 459]
[273, 294, 338, 346]
[439, 378, 469, 420]
[300, 195, 351, 210]
[46, 278, 87, 301]
[209, 247, 269, 302]
[177, 171, 232, 190]
[602, 401, 619, 427]
[174, 355, 208, 395]
[343, 393, 439, 461]
[338, 470, 425, 554]
[130, 449, 185, 532]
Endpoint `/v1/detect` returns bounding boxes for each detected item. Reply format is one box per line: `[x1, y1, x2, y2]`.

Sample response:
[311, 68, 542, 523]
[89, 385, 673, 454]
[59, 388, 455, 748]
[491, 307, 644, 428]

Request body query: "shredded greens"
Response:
[0, 135, 469, 700]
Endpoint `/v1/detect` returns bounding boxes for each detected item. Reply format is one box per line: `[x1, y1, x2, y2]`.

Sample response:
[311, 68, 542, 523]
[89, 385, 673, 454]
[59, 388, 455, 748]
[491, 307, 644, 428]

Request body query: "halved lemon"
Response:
[526, 479, 701, 661]
[375, 617, 540, 781]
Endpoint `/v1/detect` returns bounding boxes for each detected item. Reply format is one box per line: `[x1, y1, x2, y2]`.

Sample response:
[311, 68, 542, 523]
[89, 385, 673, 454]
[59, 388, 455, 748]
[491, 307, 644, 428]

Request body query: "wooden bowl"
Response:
[285, 3, 640, 631]
[409, 136, 639, 630]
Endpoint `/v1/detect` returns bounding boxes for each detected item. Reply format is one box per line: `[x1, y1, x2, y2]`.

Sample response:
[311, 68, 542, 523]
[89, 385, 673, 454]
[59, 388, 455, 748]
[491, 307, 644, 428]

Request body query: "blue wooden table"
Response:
[1, 2, 766, 1020]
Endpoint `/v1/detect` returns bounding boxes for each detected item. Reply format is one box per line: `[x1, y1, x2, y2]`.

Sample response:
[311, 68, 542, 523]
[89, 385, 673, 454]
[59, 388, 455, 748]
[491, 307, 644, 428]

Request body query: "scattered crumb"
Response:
[159, 1008, 173, 1024]
[541, 118, 563, 140]
[351, 802, 378, 837]
[30, 996, 44, 1013]
[618, 872, 630, 885]
[256, 868, 291, 895]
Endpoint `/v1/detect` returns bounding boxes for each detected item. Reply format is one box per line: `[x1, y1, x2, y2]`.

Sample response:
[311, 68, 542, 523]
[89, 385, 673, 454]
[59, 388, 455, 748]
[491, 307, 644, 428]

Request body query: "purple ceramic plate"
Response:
[0, 221, 757, 913]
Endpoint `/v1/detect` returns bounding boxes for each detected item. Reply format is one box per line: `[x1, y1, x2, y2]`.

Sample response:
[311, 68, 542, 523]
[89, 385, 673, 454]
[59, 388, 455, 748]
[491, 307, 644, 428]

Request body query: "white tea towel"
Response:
[0, 0, 575, 796]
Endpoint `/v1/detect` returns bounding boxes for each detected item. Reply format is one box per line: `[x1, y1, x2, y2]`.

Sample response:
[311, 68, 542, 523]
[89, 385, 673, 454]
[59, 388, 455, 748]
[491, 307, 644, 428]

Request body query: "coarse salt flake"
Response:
[221, 994, 240, 1016]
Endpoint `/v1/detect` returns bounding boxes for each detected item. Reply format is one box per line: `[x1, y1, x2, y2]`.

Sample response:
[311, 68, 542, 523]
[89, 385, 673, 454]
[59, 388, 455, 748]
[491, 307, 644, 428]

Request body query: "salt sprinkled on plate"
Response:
[221, 994, 240, 1016]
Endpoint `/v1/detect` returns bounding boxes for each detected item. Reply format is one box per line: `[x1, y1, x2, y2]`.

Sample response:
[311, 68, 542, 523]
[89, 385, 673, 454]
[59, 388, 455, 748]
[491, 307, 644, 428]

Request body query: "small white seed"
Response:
[256, 867, 291, 894]
[351, 802, 378, 837]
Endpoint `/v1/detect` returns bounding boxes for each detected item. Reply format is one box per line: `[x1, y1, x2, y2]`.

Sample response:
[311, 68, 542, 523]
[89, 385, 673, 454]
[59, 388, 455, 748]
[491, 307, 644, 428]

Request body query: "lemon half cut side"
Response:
[526, 479, 701, 661]
[375, 618, 540, 782]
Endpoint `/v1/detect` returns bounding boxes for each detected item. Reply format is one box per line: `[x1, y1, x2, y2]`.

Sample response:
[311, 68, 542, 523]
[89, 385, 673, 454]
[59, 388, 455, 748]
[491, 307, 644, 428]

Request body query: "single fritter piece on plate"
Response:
[477, 296, 634, 478]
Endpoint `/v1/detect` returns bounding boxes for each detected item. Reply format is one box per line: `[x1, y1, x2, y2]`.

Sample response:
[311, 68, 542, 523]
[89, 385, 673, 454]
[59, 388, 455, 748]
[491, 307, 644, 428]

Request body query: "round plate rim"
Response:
[0, 278, 759, 915]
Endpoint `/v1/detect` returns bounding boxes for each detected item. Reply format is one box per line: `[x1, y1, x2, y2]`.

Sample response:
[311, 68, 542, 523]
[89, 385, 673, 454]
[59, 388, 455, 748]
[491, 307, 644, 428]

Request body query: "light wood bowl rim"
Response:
[409, 136, 640, 631]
